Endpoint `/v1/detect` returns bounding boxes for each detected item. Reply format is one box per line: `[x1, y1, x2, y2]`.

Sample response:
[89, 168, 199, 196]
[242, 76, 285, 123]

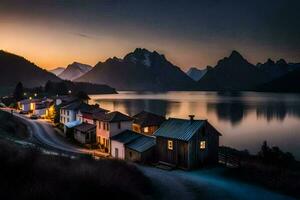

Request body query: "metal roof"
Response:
[153, 118, 205, 141]
[65, 120, 82, 128]
[111, 130, 141, 144]
[126, 135, 156, 153]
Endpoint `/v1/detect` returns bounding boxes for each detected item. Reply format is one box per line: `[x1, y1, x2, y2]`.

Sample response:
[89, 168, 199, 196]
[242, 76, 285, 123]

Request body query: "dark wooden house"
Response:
[154, 116, 221, 170]
[132, 111, 166, 135]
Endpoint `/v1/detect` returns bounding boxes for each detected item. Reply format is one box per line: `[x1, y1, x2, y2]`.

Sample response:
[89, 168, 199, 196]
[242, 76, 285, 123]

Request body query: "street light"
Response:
[68, 90, 72, 94]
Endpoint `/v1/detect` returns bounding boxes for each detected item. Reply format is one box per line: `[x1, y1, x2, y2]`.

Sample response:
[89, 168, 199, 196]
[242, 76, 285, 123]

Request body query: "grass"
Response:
[0, 140, 154, 200]
[0, 110, 28, 139]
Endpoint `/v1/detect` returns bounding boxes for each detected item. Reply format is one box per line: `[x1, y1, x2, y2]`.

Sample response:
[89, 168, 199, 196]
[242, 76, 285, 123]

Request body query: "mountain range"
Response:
[76, 48, 196, 91]
[197, 51, 268, 91]
[58, 62, 92, 81]
[186, 67, 208, 81]
[50, 67, 65, 76]
[0, 50, 61, 88]
[1, 48, 299, 93]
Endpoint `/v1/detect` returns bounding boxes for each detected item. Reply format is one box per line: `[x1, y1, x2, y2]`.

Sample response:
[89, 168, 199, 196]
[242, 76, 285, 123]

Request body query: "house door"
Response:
[115, 148, 119, 158]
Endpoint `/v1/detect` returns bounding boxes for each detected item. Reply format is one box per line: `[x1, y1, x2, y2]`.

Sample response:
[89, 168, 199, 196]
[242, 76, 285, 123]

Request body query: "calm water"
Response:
[90, 91, 300, 159]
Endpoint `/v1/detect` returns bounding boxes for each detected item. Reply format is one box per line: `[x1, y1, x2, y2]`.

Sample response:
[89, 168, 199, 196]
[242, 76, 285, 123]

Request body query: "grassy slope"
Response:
[0, 110, 28, 139]
[0, 140, 154, 200]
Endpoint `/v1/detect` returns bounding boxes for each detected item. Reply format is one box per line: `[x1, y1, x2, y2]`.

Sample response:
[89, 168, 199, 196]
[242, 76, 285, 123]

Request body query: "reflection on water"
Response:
[90, 91, 300, 159]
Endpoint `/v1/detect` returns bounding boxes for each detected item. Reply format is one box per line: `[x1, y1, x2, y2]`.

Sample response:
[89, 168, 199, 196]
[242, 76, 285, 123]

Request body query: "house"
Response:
[111, 130, 156, 163]
[111, 130, 141, 159]
[18, 99, 40, 112]
[125, 135, 156, 163]
[94, 111, 133, 153]
[74, 123, 97, 145]
[132, 111, 166, 135]
[33, 102, 48, 117]
[154, 115, 221, 170]
[60, 102, 107, 135]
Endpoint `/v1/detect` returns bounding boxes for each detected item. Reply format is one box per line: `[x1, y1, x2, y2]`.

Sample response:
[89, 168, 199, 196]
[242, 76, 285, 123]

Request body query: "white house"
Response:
[94, 111, 133, 153]
[111, 130, 141, 159]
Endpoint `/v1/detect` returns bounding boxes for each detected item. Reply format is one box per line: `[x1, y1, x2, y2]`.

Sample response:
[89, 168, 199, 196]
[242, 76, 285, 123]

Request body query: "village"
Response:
[16, 93, 222, 170]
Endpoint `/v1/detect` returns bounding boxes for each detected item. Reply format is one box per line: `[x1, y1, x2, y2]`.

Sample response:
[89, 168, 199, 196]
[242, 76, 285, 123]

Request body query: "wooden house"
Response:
[132, 111, 165, 135]
[154, 115, 221, 170]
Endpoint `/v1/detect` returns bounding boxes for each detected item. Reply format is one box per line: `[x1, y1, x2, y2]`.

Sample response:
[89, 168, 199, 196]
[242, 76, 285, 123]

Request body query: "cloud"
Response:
[73, 32, 93, 39]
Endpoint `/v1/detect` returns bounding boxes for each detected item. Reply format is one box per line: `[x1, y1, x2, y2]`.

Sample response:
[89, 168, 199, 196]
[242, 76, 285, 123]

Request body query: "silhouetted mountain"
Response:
[76, 48, 196, 91]
[186, 67, 208, 81]
[0, 50, 61, 88]
[198, 50, 268, 91]
[50, 67, 65, 76]
[257, 68, 300, 93]
[257, 59, 296, 79]
[59, 62, 92, 81]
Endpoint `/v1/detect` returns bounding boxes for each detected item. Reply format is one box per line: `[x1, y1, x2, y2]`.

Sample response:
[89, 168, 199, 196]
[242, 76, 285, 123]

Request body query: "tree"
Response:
[76, 91, 90, 103]
[13, 82, 24, 101]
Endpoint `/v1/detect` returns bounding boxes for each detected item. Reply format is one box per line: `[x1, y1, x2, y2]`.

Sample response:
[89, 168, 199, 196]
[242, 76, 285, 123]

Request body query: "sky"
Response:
[0, 0, 299, 70]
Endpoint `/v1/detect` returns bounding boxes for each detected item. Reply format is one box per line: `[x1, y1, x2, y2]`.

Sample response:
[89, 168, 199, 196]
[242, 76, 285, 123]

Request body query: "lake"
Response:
[90, 91, 300, 160]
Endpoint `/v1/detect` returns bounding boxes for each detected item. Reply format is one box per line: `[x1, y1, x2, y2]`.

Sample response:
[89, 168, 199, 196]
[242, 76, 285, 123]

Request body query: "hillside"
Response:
[76, 48, 197, 91]
[0, 50, 61, 88]
[256, 69, 300, 93]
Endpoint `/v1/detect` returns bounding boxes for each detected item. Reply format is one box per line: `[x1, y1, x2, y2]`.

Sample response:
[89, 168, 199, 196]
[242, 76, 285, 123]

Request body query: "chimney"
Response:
[189, 115, 195, 123]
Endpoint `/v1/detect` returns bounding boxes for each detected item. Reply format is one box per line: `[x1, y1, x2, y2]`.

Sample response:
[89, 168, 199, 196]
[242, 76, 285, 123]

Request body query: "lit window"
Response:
[144, 127, 149, 133]
[168, 140, 173, 150]
[200, 141, 206, 149]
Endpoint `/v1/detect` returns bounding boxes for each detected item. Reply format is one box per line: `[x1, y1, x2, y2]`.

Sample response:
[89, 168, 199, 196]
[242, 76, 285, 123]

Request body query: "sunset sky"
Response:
[0, 0, 299, 70]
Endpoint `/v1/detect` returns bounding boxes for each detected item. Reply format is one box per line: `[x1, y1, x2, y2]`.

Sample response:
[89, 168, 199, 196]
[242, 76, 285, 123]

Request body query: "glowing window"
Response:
[144, 127, 149, 133]
[168, 140, 173, 150]
[200, 141, 206, 149]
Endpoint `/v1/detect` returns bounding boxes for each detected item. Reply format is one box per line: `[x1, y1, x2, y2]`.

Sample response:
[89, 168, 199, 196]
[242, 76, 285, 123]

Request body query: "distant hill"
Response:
[59, 62, 92, 81]
[44, 80, 117, 95]
[257, 59, 297, 79]
[186, 67, 208, 81]
[256, 69, 300, 93]
[0, 50, 61, 88]
[50, 67, 65, 76]
[76, 48, 196, 91]
[198, 51, 268, 91]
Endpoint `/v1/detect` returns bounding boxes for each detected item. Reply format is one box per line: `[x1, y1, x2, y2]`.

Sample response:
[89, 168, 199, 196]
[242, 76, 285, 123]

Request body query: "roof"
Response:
[74, 123, 96, 133]
[93, 111, 133, 122]
[153, 118, 206, 141]
[126, 135, 156, 153]
[65, 120, 82, 128]
[19, 99, 40, 104]
[61, 102, 107, 113]
[111, 130, 141, 144]
[61, 101, 81, 110]
[133, 111, 165, 127]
